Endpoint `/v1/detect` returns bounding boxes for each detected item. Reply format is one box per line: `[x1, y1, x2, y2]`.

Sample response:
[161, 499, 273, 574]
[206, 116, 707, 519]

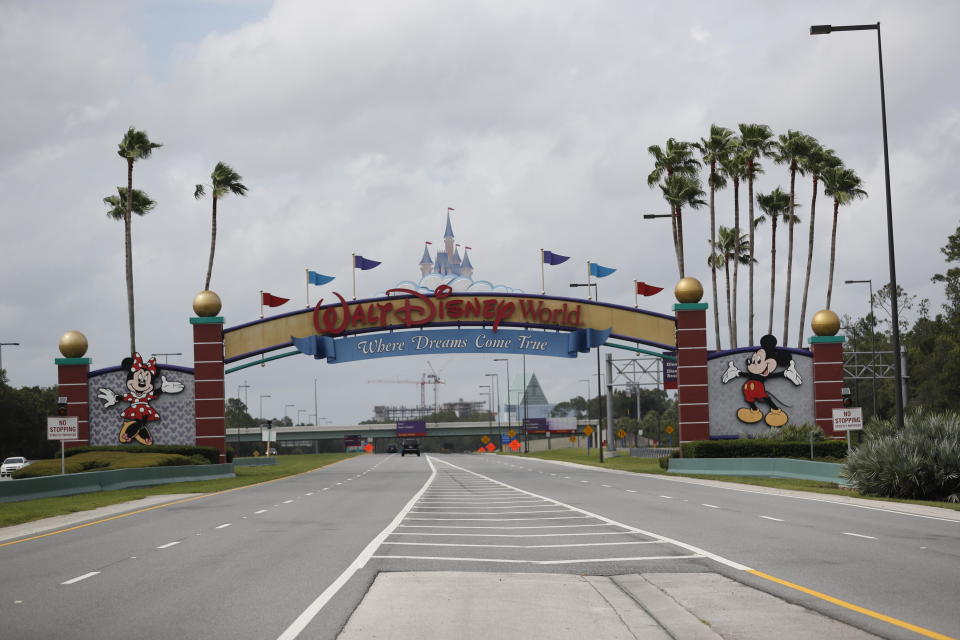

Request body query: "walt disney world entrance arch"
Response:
[53, 278, 848, 463]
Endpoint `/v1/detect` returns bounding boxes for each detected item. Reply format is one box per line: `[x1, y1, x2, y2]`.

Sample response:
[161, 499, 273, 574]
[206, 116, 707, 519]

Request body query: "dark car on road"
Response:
[386, 443, 398, 453]
[401, 440, 420, 456]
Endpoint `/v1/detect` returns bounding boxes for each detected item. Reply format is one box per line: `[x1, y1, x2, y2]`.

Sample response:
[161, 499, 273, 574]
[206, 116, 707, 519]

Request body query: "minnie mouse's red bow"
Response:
[131, 352, 157, 375]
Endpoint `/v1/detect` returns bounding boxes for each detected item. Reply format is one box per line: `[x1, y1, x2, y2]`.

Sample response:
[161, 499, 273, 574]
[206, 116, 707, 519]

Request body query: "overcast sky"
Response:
[2, 0, 957, 424]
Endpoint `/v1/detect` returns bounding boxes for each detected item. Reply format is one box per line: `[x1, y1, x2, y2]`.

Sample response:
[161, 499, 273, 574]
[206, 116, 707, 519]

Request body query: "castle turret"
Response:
[419, 244, 434, 277]
[452, 245, 462, 269]
[460, 249, 474, 279]
[443, 210, 455, 263]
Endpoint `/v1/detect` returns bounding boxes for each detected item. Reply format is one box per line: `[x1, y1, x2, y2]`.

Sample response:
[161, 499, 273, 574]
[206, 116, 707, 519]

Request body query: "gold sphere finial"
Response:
[674, 277, 704, 303]
[59, 330, 88, 358]
[811, 309, 841, 336]
[193, 290, 222, 317]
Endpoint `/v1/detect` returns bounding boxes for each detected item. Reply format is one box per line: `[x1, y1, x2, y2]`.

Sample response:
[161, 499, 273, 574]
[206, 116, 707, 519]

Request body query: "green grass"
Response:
[502, 448, 960, 512]
[0, 453, 358, 528]
[13, 451, 202, 478]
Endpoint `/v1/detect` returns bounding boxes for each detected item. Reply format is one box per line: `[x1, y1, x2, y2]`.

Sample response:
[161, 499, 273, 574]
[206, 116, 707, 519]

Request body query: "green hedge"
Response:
[681, 439, 847, 459]
[13, 451, 201, 478]
[65, 444, 220, 465]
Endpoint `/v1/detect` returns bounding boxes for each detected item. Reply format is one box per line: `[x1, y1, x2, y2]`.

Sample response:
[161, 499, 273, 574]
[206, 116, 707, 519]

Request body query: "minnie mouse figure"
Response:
[97, 353, 184, 445]
[721, 334, 802, 427]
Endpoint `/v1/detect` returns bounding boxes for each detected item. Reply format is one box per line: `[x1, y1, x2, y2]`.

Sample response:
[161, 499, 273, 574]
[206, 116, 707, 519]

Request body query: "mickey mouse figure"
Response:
[97, 353, 184, 445]
[721, 334, 802, 427]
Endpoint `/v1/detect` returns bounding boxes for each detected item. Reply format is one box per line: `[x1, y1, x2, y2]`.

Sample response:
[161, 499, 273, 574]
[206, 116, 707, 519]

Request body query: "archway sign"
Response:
[222, 285, 676, 368]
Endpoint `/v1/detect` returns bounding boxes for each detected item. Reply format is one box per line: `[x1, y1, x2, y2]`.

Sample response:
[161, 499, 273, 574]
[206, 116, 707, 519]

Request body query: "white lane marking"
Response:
[601, 484, 611, 488]
[701, 504, 719, 509]
[389, 531, 644, 537]
[157, 541, 181, 549]
[760, 516, 784, 522]
[580, 480, 589, 483]
[335, 482, 342, 486]
[370, 554, 702, 564]
[405, 516, 591, 521]
[432, 457, 751, 571]
[62, 571, 100, 585]
[626, 490, 637, 493]
[410, 510, 569, 515]
[283, 500, 294, 504]
[322, 488, 329, 491]
[660, 495, 673, 499]
[843, 532, 877, 540]
[255, 509, 268, 514]
[305, 492, 314, 496]
[216, 523, 232, 529]
[398, 523, 610, 530]
[276, 457, 437, 640]
[381, 541, 662, 548]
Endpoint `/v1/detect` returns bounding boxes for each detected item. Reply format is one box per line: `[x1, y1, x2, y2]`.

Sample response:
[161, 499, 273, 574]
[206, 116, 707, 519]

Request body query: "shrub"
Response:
[64, 444, 219, 465]
[842, 408, 960, 502]
[681, 439, 847, 459]
[12, 451, 199, 478]
[748, 423, 824, 442]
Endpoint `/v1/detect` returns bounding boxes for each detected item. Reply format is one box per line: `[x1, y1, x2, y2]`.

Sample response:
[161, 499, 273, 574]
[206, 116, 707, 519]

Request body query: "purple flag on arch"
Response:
[353, 255, 381, 270]
[542, 250, 570, 265]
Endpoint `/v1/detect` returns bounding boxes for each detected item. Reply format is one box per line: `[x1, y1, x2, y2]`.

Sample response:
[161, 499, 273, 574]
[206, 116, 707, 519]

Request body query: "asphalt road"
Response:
[1, 453, 957, 640]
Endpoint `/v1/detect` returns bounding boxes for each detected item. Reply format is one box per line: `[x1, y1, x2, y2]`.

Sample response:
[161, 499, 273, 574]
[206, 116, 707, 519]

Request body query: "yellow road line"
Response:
[0, 456, 357, 548]
[747, 569, 956, 640]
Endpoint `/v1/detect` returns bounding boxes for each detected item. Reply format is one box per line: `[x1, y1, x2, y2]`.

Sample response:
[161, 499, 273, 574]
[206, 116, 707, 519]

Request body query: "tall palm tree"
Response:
[796, 144, 842, 346]
[756, 188, 791, 335]
[659, 174, 706, 277]
[195, 162, 248, 291]
[647, 139, 701, 276]
[738, 123, 775, 346]
[710, 226, 754, 340]
[104, 188, 156, 221]
[718, 144, 748, 347]
[821, 166, 868, 309]
[116, 127, 162, 354]
[695, 125, 736, 349]
[772, 130, 815, 342]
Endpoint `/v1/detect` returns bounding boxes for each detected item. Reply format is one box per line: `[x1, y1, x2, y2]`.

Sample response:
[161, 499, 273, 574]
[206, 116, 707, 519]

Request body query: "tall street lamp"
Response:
[845, 279, 878, 417]
[486, 373, 501, 451]
[237, 381, 251, 452]
[0, 342, 20, 374]
[479, 385, 492, 447]
[298, 409, 306, 425]
[811, 22, 904, 429]
[285, 403, 295, 423]
[571, 282, 604, 462]
[150, 352, 182, 364]
[579, 378, 591, 453]
[494, 358, 511, 426]
[259, 394, 271, 421]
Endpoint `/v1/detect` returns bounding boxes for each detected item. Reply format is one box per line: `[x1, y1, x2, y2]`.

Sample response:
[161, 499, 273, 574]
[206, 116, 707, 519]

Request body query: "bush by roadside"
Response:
[681, 439, 847, 459]
[12, 451, 202, 478]
[63, 444, 220, 465]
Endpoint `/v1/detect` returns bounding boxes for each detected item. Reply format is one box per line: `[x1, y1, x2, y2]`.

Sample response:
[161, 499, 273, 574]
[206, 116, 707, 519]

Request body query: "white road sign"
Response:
[261, 427, 276, 442]
[47, 416, 79, 440]
[832, 407, 864, 432]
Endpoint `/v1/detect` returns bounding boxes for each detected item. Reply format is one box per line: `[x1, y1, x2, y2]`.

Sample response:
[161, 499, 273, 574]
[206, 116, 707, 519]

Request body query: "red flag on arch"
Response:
[636, 282, 664, 296]
[262, 292, 290, 307]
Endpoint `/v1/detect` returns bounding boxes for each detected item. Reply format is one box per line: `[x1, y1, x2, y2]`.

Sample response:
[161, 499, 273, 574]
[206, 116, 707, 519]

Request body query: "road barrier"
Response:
[233, 456, 278, 466]
[0, 463, 235, 503]
[667, 457, 848, 486]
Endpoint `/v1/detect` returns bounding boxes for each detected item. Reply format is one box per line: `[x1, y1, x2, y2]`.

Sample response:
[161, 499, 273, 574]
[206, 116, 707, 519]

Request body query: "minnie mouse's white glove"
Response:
[721, 361, 740, 383]
[784, 360, 802, 385]
[160, 376, 184, 393]
[97, 388, 118, 407]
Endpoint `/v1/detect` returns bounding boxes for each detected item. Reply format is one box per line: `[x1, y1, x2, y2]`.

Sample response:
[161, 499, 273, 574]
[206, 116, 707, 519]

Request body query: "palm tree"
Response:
[821, 166, 868, 309]
[796, 144, 842, 346]
[195, 162, 248, 291]
[648, 139, 701, 276]
[738, 123, 775, 346]
[659, 174, 706, 277]
[695, 125, 736, 349]
[772, 131, 815, 342]
[710, 226, 754, 340]
[116, 127, 162, 354]
[756, 188, 791, 335]
[718, 143, 748, 347]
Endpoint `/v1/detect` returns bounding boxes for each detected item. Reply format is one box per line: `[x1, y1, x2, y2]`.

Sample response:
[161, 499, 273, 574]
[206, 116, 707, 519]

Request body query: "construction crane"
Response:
[368, 373, 444, 408]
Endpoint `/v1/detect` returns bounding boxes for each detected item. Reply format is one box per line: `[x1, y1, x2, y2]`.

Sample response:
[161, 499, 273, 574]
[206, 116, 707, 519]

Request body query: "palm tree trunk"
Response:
[709, 163, 721, 349]
[797, 176, 819, 347]
[825, 199, 840, 309]
[676, 205, 686, 278]
[205, 196, 218, 290]
[783, 166, 797, 342]
[747, 166, 755, 346]
[724, 259, 732, 339]
[768, 215, 778, 335]
[670, 208, 682, 277]
[731, 178, 741, 348]
[124, 158, 136, 355]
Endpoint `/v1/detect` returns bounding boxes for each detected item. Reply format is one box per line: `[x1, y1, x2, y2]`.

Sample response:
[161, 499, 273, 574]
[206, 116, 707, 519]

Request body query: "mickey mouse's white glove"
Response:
[97, 388, 118, 407]
[784, 360, 802, 385]
[160, 376, 184, 393]
[721, 361, 740, 384]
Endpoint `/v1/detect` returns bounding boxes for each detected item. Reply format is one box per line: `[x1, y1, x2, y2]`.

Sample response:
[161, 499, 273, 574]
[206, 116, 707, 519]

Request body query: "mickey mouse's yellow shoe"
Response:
[765, 409, 789, 427]
[737, 407, 763, 423]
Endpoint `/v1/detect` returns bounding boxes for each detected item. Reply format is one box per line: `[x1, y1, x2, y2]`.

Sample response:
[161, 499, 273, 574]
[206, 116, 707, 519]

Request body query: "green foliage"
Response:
[680, 439, 847, 459]
[103, 187, 156, 220]
[0, 374, 59, 459]
[843, 408, 960, 502]
[63, 444, 220, 465]
[225, 398, 257, 429]
[12, 451, 199, 478]
[750, 423, 824, 441]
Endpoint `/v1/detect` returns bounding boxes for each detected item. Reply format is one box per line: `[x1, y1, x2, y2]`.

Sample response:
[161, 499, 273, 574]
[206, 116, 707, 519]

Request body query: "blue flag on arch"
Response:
[589, 262, 616, 278]
[354, 255, 381, 271]
[308, 271, 335, 286]
[542, 250, 570, 265]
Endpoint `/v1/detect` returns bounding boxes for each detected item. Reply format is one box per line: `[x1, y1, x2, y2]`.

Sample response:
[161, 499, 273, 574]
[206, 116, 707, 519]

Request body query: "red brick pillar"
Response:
[192, 316, 226, 462]
[810, 335, 846, 438]
[55, 357, 91, 448]
[674, 297, 710, 444]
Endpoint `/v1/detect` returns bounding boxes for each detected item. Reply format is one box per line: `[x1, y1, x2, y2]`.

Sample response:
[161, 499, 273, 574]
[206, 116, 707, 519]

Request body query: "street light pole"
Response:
[0, 342, 20, 374]
[580, 378, 591, 453]
[486, 373, 501, 451]
[845, 279, 878, 417]
[494, 358, 511, 427]
[479, 385, 492, 447]
[259, 394, 271, 420]
[237, 381, 251, 453]
[811, 22, 904, 429]
[150, 352, 182, 364]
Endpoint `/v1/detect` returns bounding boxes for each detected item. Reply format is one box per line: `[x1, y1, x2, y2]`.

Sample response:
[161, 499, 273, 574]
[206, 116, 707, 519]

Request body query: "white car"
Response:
[1, 457, 30, 478]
